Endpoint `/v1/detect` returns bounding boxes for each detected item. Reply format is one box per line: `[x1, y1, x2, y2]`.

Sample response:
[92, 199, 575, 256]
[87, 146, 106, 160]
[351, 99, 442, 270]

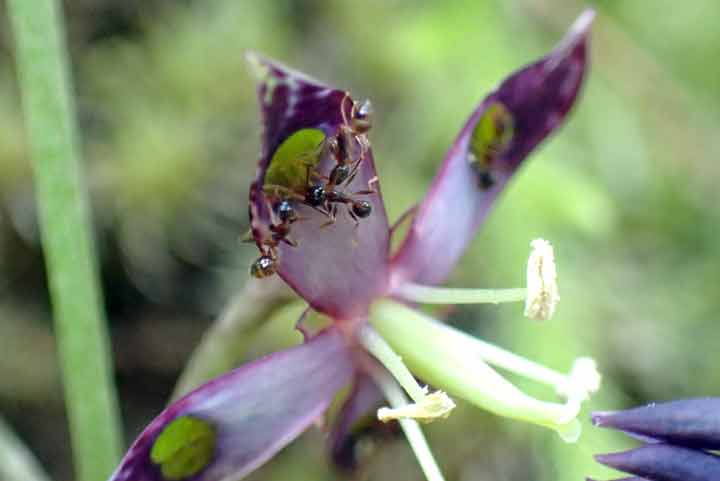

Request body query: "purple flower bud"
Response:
[595, 444, 720, 481]
[592, 398, 720, 450]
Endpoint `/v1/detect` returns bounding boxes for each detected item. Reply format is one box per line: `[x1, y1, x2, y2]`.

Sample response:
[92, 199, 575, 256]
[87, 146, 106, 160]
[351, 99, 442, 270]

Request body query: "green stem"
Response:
[371, 371, 446, 481]
[8, 1, 122, 480]
[358, 324, 428, 403]
[396, 283, 527, 304]
[0, 417, 52, 481]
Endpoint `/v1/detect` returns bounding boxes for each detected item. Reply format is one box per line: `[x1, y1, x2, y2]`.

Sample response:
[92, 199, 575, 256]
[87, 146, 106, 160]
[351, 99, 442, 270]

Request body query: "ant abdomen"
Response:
[250, 255, 277, 278]
[352, 200, 372, 218]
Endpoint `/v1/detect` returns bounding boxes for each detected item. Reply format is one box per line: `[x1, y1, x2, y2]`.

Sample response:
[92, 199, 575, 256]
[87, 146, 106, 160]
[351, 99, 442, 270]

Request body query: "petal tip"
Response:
[573, 8, 597, 35]
[591, 410, 615, 426]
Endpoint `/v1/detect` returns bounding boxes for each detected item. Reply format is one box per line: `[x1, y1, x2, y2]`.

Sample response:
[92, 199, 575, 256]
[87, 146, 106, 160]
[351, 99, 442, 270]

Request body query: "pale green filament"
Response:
[357, 325, 428, 403]
[370, 299, 584, 442]
[396, 283, 527, 305]
[371, 370, 447, 481]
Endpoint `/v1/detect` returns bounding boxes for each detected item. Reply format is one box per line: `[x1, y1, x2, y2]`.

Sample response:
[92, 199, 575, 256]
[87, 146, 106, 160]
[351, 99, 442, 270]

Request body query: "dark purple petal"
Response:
[327, 373, 385, 472]
[108, 327, 354, 481]
[595, 444, 720, 481]
[247, 53, 389, 320]
[592, 398, 720, 450]
[390, 10, 594, 286]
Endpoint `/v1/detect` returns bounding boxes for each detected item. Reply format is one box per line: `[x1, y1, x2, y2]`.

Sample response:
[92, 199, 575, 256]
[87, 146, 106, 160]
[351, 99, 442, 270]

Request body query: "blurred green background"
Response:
[1, 0, 719, 480]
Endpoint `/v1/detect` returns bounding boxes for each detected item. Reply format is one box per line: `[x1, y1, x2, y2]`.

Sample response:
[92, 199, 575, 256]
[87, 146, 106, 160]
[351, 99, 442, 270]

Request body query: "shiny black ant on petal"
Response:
[250, 254, 277, 278]
[352, 200, 372, 218]
[274, 199, 297, 223]
[305, 185, 327, 207]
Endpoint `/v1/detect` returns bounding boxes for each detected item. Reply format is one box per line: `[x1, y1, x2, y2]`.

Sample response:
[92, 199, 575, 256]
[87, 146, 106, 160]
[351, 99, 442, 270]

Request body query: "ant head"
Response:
[305, 185, 327, 207]
[274, 199, 297, 223]
[351, 99, 373, 134]
[250, 255, 277, 278]
[352, 200, 372, 218]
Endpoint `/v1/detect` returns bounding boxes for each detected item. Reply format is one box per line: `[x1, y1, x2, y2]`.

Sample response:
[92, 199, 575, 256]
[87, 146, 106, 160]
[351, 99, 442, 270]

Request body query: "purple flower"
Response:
[592, 398, 720, 481]
[109, 10, 598, 481]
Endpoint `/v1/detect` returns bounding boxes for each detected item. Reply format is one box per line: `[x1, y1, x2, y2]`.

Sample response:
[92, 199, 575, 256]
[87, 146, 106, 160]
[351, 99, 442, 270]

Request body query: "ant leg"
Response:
[352, 176, 379, 196]
[346, 204, 359, 227]
[340, 92, 353, 126]
[263, 184, 304, 202]
[294, 307, 312, 342]
[319, 205, 338, 229]
[281, 236, 298, 247]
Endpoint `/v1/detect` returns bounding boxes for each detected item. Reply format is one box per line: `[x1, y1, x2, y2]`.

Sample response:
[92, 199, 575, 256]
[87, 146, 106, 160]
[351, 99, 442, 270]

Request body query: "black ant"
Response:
[250, 252, 277, 278]
[324, 96, 374, 191]
[250, 199, 298, 278]
[250, 97, 376, 278]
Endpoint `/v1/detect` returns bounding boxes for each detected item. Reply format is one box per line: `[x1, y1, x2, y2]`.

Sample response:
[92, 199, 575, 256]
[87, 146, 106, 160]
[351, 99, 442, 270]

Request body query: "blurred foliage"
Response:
[1, 0, 720, 480]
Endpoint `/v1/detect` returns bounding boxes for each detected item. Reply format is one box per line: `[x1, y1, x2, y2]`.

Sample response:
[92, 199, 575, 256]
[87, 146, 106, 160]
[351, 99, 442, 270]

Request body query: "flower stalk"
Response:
[8, 0, 122, 479]
[371, 370, 447, 481]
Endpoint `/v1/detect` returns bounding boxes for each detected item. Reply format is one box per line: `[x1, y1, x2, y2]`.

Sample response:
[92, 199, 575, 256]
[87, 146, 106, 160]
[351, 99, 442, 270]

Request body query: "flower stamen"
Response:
[357, 324, 456, 423]
[524, 238, 560, 321]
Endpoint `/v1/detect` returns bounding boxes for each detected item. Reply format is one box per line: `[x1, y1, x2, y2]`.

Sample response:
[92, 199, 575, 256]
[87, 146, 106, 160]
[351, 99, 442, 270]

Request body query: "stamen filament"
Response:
[396, 283, 527, 305]
[357, 324, 428, 403]
[370, 299, 589, 442]
[371, 370, 447, 481]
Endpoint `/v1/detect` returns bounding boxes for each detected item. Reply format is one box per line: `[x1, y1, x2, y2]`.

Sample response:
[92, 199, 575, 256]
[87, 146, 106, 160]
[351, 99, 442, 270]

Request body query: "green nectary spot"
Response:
[469, 101, 514, 169]
[150, 415, 216, 481]
[264, 128, 326, 192]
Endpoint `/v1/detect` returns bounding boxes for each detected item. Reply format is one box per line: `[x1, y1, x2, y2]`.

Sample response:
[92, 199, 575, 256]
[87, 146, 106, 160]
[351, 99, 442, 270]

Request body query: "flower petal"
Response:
[595, 444, 720, 481]
[390, 10, 594, 286]
[327, 373, 387, 472]
[592, 398, 720, 450]
[247, 53, 389, 320]
[108, 327, 354, 481]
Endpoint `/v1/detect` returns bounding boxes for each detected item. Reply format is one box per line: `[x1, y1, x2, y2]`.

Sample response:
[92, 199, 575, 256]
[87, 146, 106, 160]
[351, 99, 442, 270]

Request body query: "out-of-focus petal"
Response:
[390, 10, 594, 286]
[595, 444, 720, 481]
[327, 373, 389, 472]
[247, 53, 389, 320]
[108, 327, 354, 481]
[592, 398, 720, 450]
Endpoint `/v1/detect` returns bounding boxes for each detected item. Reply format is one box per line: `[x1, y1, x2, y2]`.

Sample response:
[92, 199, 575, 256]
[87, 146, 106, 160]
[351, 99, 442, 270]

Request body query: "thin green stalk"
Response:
[8, 1, 122, 480]
[371, 371, 446, 481]
[396, 283, 527, 304]
[358, 324, 428, 402]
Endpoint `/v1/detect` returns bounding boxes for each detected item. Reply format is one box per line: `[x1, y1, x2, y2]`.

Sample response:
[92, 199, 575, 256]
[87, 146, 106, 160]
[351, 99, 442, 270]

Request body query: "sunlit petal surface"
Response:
[108, 327, 354, 481]
[391, 10, 594, 286]
[595, 444, 720, 481]
[592, 398, 720, 450]
[247, 53, 389, 319]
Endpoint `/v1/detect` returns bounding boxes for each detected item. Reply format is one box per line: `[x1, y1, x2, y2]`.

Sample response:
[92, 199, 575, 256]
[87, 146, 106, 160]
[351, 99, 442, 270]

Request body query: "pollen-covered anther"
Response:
[524, 238, 560, 321]
[377, 390, 456, 424]
[557, 357, 602, 402]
